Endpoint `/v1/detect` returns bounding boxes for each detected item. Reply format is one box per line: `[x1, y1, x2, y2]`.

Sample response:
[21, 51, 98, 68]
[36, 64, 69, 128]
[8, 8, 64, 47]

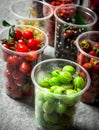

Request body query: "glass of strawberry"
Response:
[0, 24, 48, 99]
[76, 31, 99, 105]
[43, 0, 80, 47]
[10, 0, 53, 47]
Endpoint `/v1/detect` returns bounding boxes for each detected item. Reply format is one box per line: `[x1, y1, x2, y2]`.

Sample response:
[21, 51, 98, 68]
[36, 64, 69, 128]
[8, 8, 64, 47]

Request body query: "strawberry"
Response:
[79, 39, 92, 52]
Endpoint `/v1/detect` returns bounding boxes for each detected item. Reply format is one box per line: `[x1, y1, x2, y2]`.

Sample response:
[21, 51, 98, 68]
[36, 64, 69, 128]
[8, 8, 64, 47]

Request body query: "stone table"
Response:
[0, 0, 99, 130]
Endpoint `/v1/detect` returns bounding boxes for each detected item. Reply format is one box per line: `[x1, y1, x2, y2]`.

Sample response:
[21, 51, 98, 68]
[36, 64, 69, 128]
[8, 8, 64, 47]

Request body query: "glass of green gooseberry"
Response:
[31, 59, 91, 130]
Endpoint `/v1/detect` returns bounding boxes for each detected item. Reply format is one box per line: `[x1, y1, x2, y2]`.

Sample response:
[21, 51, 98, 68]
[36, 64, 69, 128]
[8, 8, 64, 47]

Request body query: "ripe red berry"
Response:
[27, 38, 40, 50]
[22, 30, 34, 39]
[14, 30, 22, 41]
[19, 61, 31, 74]
[7, 55, 20, 66]
[16, 43, 29, 52]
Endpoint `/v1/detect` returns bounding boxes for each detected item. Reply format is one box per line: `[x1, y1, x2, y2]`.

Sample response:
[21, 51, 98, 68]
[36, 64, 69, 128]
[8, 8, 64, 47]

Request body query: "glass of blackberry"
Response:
[43, 0, 80, 47]
[54, 4, 97, 61]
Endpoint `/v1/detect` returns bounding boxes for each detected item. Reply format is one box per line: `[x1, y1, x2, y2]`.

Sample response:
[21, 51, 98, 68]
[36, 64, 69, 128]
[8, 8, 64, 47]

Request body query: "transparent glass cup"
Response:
[54, 4, 97, 61]
[10, 0, 53, 46]
[76, 31, 99, 104]
[43, 0, 80, 47]
[0, 25, 48, 99]
[31, 59, 90, 130]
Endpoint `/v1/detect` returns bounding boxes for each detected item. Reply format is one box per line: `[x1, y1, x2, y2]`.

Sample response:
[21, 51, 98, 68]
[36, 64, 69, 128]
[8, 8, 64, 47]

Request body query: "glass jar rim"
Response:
[31, 58, 91, 97]
[54, 4, 97, 28]
[0, 25, 48, 55]
[76, 31, 99, 60]
[10, 0, 53, 21]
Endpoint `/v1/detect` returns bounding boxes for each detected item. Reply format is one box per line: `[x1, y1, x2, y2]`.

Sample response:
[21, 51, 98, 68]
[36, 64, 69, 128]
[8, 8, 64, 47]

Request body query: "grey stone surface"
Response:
[0, 0, 99, 130]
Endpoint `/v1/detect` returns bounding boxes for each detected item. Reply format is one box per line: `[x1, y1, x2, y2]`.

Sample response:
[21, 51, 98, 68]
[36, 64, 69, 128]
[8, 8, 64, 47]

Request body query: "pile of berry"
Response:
[1, 21, 45, 99]
[77, 39, 99, 104]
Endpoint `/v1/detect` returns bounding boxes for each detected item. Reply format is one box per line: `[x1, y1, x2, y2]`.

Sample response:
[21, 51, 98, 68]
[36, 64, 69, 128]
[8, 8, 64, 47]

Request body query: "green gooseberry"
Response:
[49, 77, 60, 86]
[61, 84, 73, 90]
[56, 102, 66, 114]
[43, 101, 55, 114]
[43, 91, 55, 103]
[66, 89, 77, 95]
[51, 70, 61, 77]
[73, 76, 85, 89]
[53, 87, 66, 95]
[43, 113, 58, 124]
[62, 65, 76, 75]
[39, 77, 50, 88]
[61, 95, 77, 106]
[50, 85, 60, 92]
[58, 71, 72, 84]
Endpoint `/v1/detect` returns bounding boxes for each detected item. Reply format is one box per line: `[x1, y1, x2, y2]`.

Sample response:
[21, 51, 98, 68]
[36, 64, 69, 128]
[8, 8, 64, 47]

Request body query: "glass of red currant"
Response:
[31, 59, 90, 130]
[54, 4, 97, 61]
[0, 25, 48, 99]
[76, 31, 99, 105]
[10, 0, 53, 46]
[43, 0, 80, 47]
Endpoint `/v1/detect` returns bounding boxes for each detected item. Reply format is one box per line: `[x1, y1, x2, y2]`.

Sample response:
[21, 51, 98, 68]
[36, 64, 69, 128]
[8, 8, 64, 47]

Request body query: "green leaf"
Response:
[74, 14, 86, 25]
[2, 20, 11, 26]
[9, 26, 15, 38]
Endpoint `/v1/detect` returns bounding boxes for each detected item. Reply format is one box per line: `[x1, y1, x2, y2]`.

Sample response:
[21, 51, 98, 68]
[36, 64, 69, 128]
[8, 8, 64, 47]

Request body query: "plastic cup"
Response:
[10, 0, 53, 46]
[43, 0, 80, 47]
[76, 31, 99, 104]
[54, 4, 97, 61]
[0, 25, 48, 99]
[31, 58, 90, 130]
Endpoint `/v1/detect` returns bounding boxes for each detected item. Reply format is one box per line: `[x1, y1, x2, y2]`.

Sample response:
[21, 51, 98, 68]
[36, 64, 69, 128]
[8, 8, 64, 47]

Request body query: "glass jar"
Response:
[31, 59, 90, 130]
[54, 4, 97, 61]
[43, 0, 80, 47]
[0, 25, 48, 99]
[76, 31, 99, 105]
[11, 0, 53, 46]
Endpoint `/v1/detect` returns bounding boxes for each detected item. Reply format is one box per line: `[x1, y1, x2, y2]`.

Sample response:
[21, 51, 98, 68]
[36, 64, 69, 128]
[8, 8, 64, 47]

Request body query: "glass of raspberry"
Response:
[76, 31, 99, 105]
[0, 25, 48, 99]
[54, 4, 97, 61]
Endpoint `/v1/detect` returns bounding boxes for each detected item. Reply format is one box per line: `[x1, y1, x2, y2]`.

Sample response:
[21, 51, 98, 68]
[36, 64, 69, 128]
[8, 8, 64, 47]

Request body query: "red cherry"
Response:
[7, 55, 20, 66]
[14, 30, 22, 41]
[12, 70, 24, 80]
[26, 50, 38, 61]
[19, 61, 31, 74]
[15, 78, 25, 87]
[17, 39, 25, 45]
[16, 43, 29, 52]
[4, 69, 11, 79]
[27, 38, 40, 50]
[6, 63, 14, 73]
[22, 30, 34, 39]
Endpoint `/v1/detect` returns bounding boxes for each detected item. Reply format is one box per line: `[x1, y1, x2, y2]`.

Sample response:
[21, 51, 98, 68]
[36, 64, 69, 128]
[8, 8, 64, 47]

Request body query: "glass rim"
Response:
[31, 58, 91, 97]
[0, 24, 48, 55]
[10, 0, 53, 21]
[43, 0, 80, 7]
[54, 4, 97, 27]
[76, 31, 99, 60]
